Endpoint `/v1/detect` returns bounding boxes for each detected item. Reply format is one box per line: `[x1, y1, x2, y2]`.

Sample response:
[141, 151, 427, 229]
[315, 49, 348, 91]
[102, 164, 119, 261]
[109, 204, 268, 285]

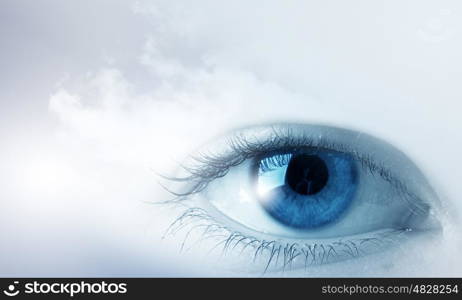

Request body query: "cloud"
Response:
[47, 0, 462, 217]
[0, 0, 458, 276]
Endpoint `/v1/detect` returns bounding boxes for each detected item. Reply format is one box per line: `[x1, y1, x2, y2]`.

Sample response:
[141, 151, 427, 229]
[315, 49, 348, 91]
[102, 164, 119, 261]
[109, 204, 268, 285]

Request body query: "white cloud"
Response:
[35, 0, 462, 276]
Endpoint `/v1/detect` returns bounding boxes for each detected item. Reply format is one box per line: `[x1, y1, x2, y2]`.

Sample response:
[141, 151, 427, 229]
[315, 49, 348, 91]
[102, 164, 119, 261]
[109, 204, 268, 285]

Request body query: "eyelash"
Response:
[159, 127, 427, 215]
[156, 127, 428, 272]
[163, 206, 410, 273]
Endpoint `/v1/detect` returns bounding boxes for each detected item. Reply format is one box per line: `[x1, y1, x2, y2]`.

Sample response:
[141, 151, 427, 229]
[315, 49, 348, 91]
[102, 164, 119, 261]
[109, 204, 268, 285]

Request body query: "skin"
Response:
[0, 0, 461, 276]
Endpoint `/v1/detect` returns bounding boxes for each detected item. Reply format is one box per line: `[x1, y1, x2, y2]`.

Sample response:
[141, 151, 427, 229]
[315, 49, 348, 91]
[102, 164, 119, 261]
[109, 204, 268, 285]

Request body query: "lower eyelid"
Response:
[163, 204, 424, 272]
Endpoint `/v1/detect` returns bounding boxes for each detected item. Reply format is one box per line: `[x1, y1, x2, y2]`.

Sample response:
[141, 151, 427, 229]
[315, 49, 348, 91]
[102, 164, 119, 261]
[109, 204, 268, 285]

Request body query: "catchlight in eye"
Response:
[253, 150, 358, 229]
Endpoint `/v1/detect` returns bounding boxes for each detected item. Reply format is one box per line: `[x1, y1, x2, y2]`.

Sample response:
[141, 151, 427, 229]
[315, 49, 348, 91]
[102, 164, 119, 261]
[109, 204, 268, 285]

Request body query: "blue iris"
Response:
[254, 150, 358, 229]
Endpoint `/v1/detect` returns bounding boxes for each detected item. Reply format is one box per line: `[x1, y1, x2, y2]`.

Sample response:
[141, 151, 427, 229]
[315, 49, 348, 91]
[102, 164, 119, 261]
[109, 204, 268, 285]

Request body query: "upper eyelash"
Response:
[158, 126, 429, 215]
[163, 206, 411, 274]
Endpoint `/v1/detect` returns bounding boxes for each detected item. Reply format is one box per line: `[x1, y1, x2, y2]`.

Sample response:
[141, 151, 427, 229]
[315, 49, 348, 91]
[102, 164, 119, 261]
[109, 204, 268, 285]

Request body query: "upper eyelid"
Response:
[160, 124, 430, 215]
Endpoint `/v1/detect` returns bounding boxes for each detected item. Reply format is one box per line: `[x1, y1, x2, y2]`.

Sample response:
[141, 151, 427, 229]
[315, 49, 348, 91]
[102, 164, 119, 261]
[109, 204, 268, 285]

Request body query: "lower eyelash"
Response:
[163, 205, 411, 274]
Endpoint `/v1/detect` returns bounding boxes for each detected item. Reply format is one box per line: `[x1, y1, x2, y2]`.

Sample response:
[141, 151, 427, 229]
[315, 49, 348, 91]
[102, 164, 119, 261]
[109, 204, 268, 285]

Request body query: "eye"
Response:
[161, 124, 441, 272]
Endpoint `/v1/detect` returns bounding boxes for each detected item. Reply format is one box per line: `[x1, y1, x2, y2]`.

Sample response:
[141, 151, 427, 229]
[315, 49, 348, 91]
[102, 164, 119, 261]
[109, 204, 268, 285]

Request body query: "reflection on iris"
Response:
[254, 150, 358, 229]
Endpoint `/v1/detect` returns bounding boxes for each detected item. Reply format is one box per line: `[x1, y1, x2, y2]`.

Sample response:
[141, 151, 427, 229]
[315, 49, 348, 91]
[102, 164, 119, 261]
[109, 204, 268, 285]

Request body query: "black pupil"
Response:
[285, 154, 329, 195]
